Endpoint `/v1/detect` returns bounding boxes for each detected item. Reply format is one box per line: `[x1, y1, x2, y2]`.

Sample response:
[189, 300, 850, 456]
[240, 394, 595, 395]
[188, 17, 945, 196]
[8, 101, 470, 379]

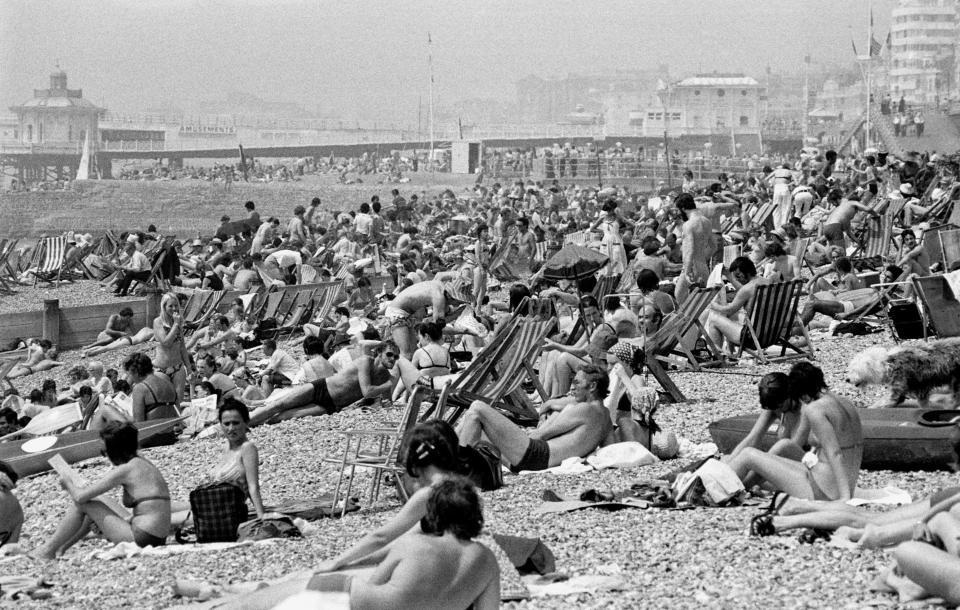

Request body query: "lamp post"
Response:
[657, 83, 672, 188]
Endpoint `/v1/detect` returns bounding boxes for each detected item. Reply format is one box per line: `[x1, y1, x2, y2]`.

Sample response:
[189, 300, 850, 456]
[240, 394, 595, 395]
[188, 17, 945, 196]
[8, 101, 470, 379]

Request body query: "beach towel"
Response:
[522, 573, 629, 598]
[89, 538, 282, 561]
[847, 486, 912, 506]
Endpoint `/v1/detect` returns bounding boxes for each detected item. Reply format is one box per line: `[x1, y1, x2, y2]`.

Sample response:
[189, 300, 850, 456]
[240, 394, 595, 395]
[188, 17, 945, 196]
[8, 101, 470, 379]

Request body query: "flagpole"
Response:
[428, 32, 435, 173]
[865, 4, 872, 149]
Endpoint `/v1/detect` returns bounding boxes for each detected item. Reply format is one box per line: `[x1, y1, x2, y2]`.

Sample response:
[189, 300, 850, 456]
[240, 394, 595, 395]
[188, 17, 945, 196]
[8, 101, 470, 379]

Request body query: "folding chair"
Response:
[920, 224, 958, 271]
[322, 386, 428, 517]
[32, 236, 68, 286]
[912, 274, 960, 338]
[185, 290, 226, 335]
[181, 290, 213, 329]
[737, 279, 814, 364]
[851, 214, 894, 264]
[0, 239, 15, 293]
[939, 228, 960, 271]
[420, 315, 555, 427]
[130, 240, 173, 295]
[565, 274, 622, 345]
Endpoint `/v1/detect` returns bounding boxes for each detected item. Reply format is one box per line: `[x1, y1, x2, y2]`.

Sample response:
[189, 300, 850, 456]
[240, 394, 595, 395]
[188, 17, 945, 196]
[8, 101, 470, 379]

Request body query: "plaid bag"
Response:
[189, 483, 248, 543]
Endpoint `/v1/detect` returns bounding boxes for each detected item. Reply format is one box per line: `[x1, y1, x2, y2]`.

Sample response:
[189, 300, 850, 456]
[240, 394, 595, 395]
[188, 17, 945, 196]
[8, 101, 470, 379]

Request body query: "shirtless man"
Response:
[894, 229, 932, 298]
[385, 280, 456, 360]
[800, 257, 870, 324]
[674, 193, 714, 305]
[822, 190, 878, 247]
[82, 307, 135, 351]
[458, 365, 613, 472]
[515, 217, 538, 271]
[223, 478, 499, 610]
[248, 341, 399, 425]
[704, 256, 773, 351]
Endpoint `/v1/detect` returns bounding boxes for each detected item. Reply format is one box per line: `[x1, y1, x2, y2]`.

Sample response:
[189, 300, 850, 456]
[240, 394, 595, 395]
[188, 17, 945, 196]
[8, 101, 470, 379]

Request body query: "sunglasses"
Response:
[383, 352, 398, 359]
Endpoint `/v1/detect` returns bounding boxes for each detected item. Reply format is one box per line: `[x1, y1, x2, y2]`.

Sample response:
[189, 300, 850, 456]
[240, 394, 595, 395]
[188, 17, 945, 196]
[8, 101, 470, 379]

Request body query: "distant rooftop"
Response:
[675, 74, 760, 87]
[10, 70, 103, 112]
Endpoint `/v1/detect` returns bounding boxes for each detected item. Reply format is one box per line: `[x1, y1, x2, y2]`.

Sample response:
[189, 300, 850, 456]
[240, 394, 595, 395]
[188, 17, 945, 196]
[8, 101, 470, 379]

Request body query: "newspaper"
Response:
[48, 453, 131, 520]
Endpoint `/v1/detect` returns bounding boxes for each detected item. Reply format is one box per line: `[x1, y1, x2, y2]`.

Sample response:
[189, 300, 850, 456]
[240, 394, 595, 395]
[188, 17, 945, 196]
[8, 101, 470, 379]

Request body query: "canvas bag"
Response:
[673, 458, 745, 505]
[188, 483, 248, 543]
[458, 441, 504, 491]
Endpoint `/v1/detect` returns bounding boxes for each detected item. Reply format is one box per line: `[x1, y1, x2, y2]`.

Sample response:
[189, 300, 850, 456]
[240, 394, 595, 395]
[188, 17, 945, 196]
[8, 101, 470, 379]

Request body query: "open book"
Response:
[48, 453, 131, 520]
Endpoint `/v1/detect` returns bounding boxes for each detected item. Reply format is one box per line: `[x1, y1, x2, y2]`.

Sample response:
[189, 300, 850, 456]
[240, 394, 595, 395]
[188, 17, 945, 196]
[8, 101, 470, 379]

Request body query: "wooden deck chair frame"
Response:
[912, 274, 960, 338]
[181, 290, 213, 328]
[130, 239, 173, 295]
[322, 386, 428, 517]
[851, 214, 895, 261]
[564, 274, 622, 345]
[920, 224, 958, 272]
[420, 315, 553, 426]
[736, 279, 814, 364]
[272, 288, 318, 342]
[185, 290, 226, 335]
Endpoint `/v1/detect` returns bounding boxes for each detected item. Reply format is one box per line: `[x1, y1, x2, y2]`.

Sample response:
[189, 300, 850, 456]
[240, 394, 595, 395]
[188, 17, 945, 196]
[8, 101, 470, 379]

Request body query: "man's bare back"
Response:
[353, 531, 498, 610]
[391, 281, 446, 319]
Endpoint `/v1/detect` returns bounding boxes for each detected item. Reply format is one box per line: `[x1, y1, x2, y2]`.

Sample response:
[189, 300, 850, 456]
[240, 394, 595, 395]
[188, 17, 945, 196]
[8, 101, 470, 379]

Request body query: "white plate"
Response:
[21, 436, 58, 453]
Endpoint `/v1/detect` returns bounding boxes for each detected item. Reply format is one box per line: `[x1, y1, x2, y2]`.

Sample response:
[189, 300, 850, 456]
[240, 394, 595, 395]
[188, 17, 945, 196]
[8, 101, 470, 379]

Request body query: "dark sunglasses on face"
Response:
[384, 352, 398, 359]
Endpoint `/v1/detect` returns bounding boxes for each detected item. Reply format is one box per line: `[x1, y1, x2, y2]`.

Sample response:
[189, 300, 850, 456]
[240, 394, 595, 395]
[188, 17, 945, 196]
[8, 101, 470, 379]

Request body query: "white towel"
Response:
[847, 486, 912, 506]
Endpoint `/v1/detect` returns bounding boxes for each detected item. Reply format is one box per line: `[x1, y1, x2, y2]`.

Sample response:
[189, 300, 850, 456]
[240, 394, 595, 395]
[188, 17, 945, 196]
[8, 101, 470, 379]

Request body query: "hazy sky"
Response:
[1, 0, 897, 123]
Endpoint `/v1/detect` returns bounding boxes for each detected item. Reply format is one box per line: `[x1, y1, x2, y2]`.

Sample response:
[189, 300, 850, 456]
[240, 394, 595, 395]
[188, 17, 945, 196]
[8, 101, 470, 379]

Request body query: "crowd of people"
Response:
[2, 141, 960, 606]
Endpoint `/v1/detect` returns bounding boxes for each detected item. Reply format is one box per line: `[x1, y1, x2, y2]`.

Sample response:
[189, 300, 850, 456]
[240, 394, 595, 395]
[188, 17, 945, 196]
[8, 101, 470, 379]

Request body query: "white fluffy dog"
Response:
[845, 340, 960, 408]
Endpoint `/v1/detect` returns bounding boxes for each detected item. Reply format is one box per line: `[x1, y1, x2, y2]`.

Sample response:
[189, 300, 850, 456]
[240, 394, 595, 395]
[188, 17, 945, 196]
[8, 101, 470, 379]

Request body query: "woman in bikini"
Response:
[31, 421, 171, 559]
[124, 352, 179, 421]
[153, 292, 192, 402]
[7, 339, 62, 379]
[171, 398, 266, 526]
[81, 307, 135, 351]
[727, 362, 863, 533]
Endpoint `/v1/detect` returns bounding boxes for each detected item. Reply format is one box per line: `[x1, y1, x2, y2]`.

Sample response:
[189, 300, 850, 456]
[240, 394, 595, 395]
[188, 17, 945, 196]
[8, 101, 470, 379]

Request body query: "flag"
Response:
[870, 36, 882, 57]
[851, 39, 858, 57]
[885, 30, 892, 51]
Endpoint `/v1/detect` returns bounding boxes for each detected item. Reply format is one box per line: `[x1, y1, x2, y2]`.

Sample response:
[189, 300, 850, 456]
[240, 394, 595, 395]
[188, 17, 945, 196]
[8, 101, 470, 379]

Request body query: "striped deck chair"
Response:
[750, 200, 777, 229]
[912, 274, 960, 338]
[185, 290, 226, 335]
[852, 214, 894, 264]
[736, 279, 814, 364]
[534, 241, 549, 263]
[0, 239, 16, 293]
[791, 236, 814, 278]
[421, 315, 555, 427]
[722, 244, 741, 269]
[564, 274, 622, 346]
[33, 235, 68, 286]
[563, 230, 589, 246]
[648, 285, 723, 372]
[181, 290, 213, 328]
[311, 281, 344, 325]
[885, 195, 909, 225]
[920, 224, 958, 272]
[272, 288, 318, 342]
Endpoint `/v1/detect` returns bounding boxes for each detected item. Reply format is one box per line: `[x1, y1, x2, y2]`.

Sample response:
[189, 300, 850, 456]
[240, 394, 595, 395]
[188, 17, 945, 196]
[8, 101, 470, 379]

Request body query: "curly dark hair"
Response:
[420, 476, 484, 541]
[402, 420, 459, 478]
[122, 352, 154, 378]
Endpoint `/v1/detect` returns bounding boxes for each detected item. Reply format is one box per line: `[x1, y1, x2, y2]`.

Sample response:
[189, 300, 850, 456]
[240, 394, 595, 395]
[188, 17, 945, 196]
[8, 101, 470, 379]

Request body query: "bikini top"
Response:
[140, 379, 178, 417]
[414, 346, 451, 371]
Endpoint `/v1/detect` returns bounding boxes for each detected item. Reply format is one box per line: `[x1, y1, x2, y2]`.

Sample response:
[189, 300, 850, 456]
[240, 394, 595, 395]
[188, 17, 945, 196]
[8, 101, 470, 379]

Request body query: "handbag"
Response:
[188, 483, 248, 543]
[458, 441, 503, 491]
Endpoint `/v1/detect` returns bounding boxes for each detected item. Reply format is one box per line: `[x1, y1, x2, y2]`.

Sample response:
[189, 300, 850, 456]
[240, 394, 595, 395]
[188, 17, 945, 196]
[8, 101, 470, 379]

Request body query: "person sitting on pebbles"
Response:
[247, 340, 400, 425]
[726, 362, 863, 536]
[31, 422, 171, 559]
[81, 307, 136, 352]
[0, 460, 23, 555]
[459, 364, 612, 473]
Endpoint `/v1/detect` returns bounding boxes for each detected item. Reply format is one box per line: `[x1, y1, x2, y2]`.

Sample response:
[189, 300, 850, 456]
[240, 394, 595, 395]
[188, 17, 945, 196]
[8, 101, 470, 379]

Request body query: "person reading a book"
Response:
[31, 422, 172, 559]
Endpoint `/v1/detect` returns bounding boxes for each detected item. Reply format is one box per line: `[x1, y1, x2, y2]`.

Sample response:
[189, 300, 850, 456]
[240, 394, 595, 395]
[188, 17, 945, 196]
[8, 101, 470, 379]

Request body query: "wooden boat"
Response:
[708, 409, 958, 471]
[0, 418, 180, 478]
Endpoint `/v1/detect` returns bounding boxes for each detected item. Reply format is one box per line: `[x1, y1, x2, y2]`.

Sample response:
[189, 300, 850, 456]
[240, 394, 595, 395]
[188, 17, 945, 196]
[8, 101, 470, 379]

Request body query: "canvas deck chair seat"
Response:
[565, 274, 622, 345]
[419, 315, 554, 427]
[912, 274, 960, 338]
[184, 290, 226, 335]
[31, 236, 68, 286]
[851, 214, 894, 264]
[0, 239, 17, 293]
[736, 279, 814, 364]
[936, 228, 960, 272]
[920, 224, 958, 272]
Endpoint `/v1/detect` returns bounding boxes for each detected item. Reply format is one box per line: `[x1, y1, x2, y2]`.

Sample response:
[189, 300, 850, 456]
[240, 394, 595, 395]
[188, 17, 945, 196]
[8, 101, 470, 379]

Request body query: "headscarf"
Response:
[608, 341, 640, 368]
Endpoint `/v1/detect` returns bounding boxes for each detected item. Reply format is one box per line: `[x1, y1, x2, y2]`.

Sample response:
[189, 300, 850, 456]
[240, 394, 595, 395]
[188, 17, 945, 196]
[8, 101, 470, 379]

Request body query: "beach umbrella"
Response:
[541, 244, 608, 282]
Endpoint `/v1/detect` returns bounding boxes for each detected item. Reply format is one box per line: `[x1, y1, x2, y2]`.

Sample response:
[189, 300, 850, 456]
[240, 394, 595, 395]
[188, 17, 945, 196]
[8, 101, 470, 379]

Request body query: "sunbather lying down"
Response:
[219, 478, 499, 610]
[82, 328, 154, 358]
[247, 341, 399, 426]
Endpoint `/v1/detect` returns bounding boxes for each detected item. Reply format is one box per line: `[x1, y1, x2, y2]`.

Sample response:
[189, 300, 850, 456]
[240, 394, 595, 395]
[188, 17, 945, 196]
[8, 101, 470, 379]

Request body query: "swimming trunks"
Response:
[384, 305, 417, 330]
[510, 437, 551, 473]
[310, 378, 340, 414]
